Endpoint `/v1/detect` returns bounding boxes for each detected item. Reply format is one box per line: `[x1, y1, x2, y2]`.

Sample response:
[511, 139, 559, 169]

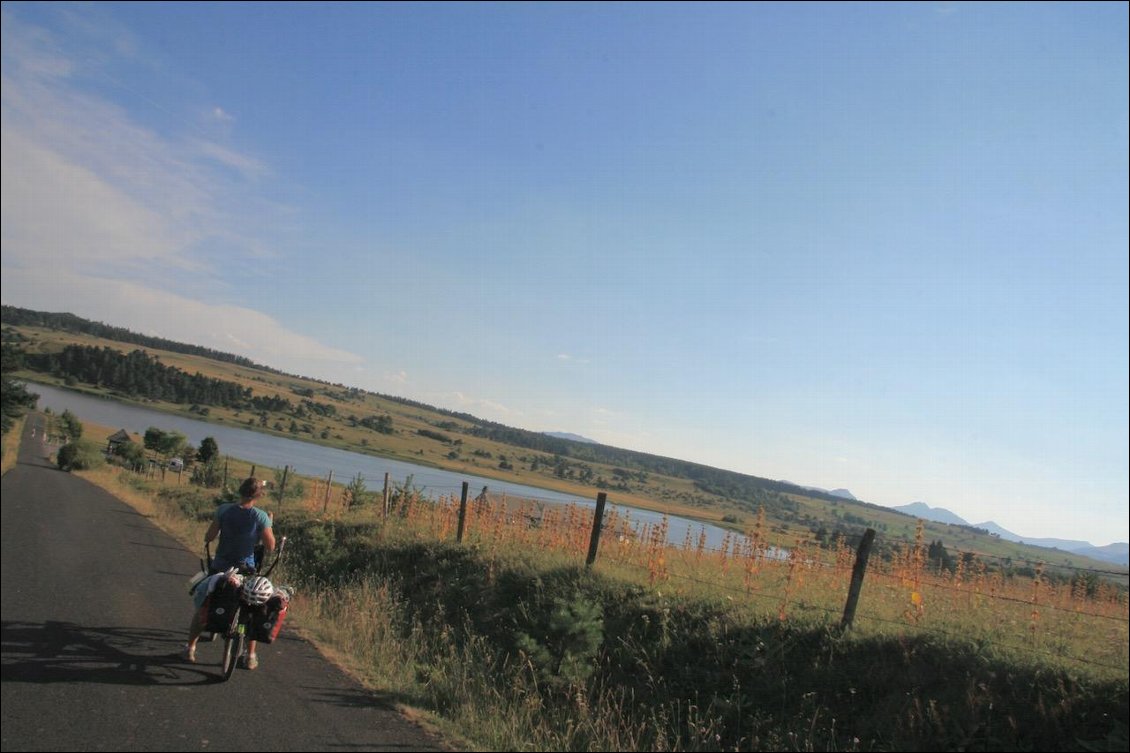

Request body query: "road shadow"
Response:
[1, 620, 220, 686]
[299, 681, 447, 730]
[107, 507, 146, 517]
[17, 455, 66, 471]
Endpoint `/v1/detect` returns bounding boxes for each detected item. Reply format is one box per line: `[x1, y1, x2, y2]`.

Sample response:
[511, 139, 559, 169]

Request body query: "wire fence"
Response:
[134, 449, 1130, 675]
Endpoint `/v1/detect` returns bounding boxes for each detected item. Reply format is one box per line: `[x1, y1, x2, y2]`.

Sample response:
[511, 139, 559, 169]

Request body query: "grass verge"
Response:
[1, 415, 28, 476]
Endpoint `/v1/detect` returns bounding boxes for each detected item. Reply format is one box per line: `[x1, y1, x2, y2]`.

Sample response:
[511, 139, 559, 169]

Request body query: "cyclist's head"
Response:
[239, 477, 266, 501]
[241, 575, 274, 606]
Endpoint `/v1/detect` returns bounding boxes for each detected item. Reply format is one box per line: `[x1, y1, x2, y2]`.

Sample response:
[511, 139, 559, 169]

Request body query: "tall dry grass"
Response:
[1, 414, 27, 475]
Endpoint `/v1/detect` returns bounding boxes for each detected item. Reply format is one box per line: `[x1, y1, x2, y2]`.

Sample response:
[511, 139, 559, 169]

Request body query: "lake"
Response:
[29, 382, 739, 550]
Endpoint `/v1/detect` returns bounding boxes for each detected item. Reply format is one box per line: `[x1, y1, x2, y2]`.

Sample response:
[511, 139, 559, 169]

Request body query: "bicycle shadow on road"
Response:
[1, 620, 220, 686]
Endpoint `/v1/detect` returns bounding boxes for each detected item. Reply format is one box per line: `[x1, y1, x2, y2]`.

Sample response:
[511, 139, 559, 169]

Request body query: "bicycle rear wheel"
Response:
[220, 625, 244, 681]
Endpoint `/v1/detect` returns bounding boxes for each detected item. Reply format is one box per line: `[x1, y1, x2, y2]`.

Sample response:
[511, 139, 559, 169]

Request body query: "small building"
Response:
[105, 429, 132, 456]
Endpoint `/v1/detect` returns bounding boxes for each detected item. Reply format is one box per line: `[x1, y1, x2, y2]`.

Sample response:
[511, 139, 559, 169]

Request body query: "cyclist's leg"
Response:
[240, 638, 260, 669]
[183, 608, 204, 661]
[188, 609, 204, 642]
[186, 576, 212, 652]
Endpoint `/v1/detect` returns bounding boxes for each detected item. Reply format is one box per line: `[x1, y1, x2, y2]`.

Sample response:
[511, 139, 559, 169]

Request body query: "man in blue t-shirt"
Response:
[182, 476, 276, 668]
[209, 484, 274, 573]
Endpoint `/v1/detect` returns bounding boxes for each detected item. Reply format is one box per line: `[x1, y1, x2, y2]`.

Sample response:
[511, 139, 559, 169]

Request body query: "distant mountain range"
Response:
[892, 502, 1129, 567]
[783, 483, 858, 501]
[969, 520, 1090, 552]
[542, 432, 599, 444]
[894, 501, 969, 527]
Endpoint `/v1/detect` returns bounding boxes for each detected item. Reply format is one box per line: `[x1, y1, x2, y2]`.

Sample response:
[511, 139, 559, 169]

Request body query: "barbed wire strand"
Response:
[862, 568, 1129, 624]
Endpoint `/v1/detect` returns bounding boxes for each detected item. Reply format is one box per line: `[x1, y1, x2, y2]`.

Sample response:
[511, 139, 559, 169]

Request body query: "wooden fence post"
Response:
[840, 528, 876, 631]
[585, 492, 608, 567]
[277, 465, 289, 509]
[322, 469, 333, 514]
[383, 472, 390, 517]
[456, 481, 469, 543]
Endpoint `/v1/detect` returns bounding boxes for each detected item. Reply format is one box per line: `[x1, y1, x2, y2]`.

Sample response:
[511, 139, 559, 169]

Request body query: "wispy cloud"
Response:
[194, 138, 269, 180]
[2, 67, 226, 271]
[1, 127, 184, 267]
[0, 18, 74, 79]
[0, 9, 359, 373]
[211, 105, 234, 122]
[444, 391, 518, 422]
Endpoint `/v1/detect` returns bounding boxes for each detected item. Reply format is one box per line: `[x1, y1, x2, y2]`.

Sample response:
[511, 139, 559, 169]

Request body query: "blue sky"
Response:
[2, 2, 1127, 546]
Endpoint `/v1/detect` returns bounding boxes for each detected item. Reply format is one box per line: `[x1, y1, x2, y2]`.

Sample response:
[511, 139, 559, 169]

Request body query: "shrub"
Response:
[156, 487, 218, 522]
[190, 457, 224, 488]
[417, 428, 452, 444]
[515, 593, 604, 692]
[57, 409, 83, 441]
[113, 439, 147, 471]
[56, 439, 105, 471]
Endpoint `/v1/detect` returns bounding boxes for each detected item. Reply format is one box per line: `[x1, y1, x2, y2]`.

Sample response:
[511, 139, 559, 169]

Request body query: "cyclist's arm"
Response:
[260, 525, 276, 555]
[203, 520, 220, 545]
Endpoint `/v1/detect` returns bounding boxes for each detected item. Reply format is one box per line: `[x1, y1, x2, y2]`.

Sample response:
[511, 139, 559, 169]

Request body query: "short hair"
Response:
[239, 477, 265, 500]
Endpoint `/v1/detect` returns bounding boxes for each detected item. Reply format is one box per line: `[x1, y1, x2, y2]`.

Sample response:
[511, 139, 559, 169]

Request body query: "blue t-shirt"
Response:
[212, 503, 272, 572]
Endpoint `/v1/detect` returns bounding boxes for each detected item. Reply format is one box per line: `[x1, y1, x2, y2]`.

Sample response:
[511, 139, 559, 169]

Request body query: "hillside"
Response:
[3, 306, 1126, 580]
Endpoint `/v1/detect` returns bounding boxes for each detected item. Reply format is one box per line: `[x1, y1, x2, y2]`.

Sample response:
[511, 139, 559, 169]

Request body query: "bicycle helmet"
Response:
[241, 575, 274, 606]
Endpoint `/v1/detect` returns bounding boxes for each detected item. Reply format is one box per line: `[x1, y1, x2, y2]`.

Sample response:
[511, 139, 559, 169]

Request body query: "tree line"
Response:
[1, 340, 38, 435]
[24, 344, 294, 413]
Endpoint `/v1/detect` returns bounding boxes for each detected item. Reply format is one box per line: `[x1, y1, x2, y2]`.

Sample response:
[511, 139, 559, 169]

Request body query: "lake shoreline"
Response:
[26, 379, 742, 549]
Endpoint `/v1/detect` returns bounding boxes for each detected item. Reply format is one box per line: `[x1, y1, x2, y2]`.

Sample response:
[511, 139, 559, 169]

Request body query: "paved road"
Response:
[1, 415, 449, 752]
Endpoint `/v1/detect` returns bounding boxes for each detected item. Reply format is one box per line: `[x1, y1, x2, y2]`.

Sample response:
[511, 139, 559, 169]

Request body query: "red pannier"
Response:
[248, 593, 289, 643]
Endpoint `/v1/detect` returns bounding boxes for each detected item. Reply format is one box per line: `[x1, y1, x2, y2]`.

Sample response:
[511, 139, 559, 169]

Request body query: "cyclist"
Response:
[182, 476, 276, 668]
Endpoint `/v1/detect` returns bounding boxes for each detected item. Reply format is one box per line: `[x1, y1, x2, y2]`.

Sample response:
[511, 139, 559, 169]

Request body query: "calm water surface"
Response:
[30, 382, 738, 550]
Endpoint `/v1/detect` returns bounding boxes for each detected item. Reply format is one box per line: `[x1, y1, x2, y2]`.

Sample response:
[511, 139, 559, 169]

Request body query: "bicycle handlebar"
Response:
[261, 536, 287, 577]
[202, 535, 287, 577]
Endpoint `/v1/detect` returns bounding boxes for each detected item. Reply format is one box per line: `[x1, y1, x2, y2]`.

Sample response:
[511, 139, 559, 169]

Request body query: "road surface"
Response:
[2, 414, 450, 751]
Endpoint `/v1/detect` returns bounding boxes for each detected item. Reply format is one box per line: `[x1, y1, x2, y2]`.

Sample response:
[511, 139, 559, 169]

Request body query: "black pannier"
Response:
[203, 578, 241, 634]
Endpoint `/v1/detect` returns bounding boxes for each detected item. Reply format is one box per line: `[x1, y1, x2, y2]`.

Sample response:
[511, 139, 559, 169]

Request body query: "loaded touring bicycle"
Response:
[190, 536, 290, 681]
